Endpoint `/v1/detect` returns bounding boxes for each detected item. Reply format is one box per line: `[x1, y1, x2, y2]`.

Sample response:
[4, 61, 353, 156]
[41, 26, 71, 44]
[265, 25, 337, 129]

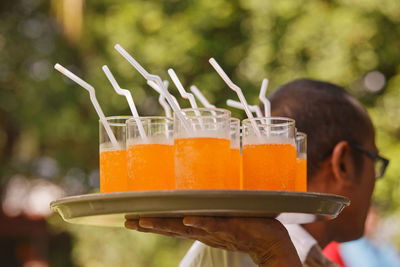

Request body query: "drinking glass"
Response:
[174, 108, 231, 189]
[242, 117, 296, 190]
[126, 117, 174, 190]
[295, 131, 307, 192]
[99, 116, 131, 193]
[228, 118, 241, 189]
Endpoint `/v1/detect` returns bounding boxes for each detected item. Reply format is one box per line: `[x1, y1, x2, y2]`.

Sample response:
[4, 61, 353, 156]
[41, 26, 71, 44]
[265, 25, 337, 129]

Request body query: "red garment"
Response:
[323, 241, 346, 267]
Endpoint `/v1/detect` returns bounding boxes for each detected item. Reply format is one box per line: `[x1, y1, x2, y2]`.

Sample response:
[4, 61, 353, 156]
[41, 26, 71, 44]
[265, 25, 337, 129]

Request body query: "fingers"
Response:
[125, 219, 139, 230]
[139, 217, 209, 237]
[183, 216, 220, 232]
[124, 217, 235, 249]
[125, 216, 299, 266]
[183, 216, 283, 234]
[182, 216, 288, 249]
[125, 219, 185, 238]
[183, 217, 240, 245]
[125, 217, 210, 240]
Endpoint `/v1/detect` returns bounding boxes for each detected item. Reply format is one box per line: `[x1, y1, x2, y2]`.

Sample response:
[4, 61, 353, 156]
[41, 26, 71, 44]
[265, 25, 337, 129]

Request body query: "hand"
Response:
[125, 217, 301, 267]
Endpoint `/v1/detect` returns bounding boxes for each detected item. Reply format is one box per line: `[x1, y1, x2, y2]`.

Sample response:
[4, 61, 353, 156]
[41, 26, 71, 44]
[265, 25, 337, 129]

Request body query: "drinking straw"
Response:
[253, 105, 263, 118]
[259, 78, 271, 117]
[168, 68, 205, 130]
[190, 85, 217, 122]
[226, 99, 263, 117]
[190, 85, 216, 108]
[114, 44, 190, 131]
[208, 58, 260, 136]
[54, 63, 119, 147]
[158, 80, 171, 117]
[158, 95, 171, 117]
[102, 65, 146, 139]
[167, 69, 198, 110]
[147, 80, 181, 110]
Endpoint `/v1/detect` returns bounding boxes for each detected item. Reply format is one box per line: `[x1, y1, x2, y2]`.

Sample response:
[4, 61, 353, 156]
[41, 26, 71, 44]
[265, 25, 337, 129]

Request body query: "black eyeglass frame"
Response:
[349, 143, 389, 179]
[319, 142, 389, 179]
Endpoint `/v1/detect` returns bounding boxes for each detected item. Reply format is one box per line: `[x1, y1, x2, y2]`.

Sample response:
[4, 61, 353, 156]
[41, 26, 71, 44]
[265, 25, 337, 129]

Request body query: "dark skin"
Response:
[126, 113, 377, 266]
[303, 135, 377, 247]
[126, 217, 301, 267]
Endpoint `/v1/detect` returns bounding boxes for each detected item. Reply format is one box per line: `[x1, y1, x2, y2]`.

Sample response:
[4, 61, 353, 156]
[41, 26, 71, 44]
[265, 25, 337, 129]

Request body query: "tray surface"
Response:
[51, 190, 350, 227]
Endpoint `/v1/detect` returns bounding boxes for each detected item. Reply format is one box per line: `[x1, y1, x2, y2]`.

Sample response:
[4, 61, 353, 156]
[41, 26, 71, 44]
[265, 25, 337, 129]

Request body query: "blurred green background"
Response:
[0, 0, 399, 266]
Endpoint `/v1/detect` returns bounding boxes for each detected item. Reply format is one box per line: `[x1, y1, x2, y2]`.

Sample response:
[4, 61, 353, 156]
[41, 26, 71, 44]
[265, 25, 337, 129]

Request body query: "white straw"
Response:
[190, 85, 215, 108]
[102, 65, 146, 139]
[161, 80, 172, 117]
[148, 80, 181, 109]
[190, 85, 216, 121]
[208, 58, 260, 136]
[158, 95, 171, 117]
[54, 63, 119, 147]
[167, 69, 198, 109]
[168, 68, 204, 129]
[114, 44, 191, 131]
[226, 99, 263, 117]
[259, 78, 271, 117]
[158, 81, 172, 117]
[253, 105, 263, 118]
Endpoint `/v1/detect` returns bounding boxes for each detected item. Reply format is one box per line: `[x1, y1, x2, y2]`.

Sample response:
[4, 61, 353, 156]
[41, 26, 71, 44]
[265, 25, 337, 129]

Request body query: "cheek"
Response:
[365, 165, 376, 195]
[358, 158, 375, 192]
[353, 166, 375, 212]
[358, 167, 375, 215]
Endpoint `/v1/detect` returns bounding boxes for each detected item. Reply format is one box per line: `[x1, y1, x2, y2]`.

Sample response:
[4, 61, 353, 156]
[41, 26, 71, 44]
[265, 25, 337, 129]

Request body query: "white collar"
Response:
[284, 224, 318, 263]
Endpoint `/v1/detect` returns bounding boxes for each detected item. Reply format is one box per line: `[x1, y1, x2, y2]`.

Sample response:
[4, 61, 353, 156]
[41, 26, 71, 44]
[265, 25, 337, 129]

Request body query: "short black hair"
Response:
[269, 79, 373, 181]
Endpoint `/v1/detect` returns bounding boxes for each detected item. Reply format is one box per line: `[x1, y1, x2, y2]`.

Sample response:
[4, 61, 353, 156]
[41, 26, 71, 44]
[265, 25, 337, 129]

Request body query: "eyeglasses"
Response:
[350, 143, 389, 179]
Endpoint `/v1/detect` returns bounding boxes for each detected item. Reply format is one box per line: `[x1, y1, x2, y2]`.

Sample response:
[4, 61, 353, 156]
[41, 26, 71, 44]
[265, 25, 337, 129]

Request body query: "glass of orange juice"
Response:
[228, 118, 241, 189]
[126, 117, 174, 190]
[242, 117, 296, 191]
[295, 131, 307, 192]
[174, 108, 231, 189]
[99, 116, 131, 193]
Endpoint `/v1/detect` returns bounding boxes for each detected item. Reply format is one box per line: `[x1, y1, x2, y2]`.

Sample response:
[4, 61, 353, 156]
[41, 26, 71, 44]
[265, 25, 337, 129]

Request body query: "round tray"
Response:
[50, 190, 350, 227]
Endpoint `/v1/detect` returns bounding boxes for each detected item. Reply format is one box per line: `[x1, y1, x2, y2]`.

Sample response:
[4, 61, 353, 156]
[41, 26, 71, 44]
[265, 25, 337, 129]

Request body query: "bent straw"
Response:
[158, 81, 171, 117]
[259, 78, 271, 117]
[167, 68, 204, 123]
[253, 105, 263, 118]
[102, 65, 146, 139]
[163, 80, 169, 89]
[158, 95, 171, 117]
[161, 80, 172, 117]
[147, 80, 181, 110]
[168, 68, 204, 128]
[54, 63, 119, 147]
[226, 99, 263, 117]
[114, 44, 190, 131]
[208, 58, 261, 136]
[190, 85, 215, 108]
[167, 69, 199, 110]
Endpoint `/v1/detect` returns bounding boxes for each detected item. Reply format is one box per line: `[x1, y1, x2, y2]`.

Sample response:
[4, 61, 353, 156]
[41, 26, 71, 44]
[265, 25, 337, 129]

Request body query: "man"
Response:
[126, 79, 389, 266]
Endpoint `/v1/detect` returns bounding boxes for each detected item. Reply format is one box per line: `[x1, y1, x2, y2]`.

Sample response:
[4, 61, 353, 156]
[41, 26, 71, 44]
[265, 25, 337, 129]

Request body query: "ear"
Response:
[331, 141, 357, 187]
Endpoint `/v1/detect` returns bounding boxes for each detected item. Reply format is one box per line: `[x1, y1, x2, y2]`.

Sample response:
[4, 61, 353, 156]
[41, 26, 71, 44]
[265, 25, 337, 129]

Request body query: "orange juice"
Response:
[227, 148, 241, 189]
[127, 144, 174, 190]
[100, 149, 128, 193]
[240, 154, 243, 189]
[295, 158, 307, 191]
[243, 143, 296, 190]
[175, 137, 230, 189]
